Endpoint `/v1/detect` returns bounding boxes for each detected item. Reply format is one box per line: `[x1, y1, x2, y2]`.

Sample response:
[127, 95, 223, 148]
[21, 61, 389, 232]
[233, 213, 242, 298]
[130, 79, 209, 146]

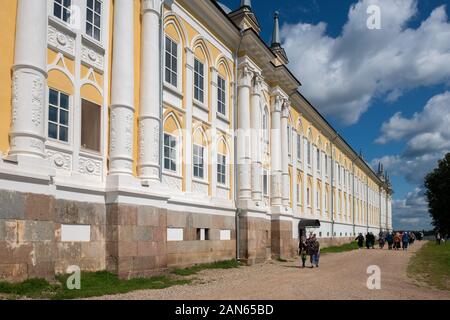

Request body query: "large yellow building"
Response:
[0, 0, 392, 281]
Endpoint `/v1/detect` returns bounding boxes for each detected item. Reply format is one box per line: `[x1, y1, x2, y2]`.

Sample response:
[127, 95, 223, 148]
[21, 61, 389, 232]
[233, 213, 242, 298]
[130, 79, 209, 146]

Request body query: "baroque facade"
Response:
[0, 0, 393, 281]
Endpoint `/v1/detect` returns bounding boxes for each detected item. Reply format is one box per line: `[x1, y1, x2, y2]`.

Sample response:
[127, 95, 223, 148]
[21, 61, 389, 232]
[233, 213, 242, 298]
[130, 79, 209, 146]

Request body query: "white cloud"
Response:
[372, 91, 450, 184]
[392, 188, 431, 230]
[281, 0, 450, 124]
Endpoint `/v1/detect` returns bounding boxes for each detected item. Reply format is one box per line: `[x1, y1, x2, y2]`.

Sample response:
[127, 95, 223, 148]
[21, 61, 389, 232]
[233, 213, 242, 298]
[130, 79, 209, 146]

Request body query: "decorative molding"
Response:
[81, 45, 104, 72]
[193, 181, 208, 195]
[79, 156, 102, 176]
[48, 24, 76, 58]
[46, 150, 72, 171]
[162, 174, 182, 191]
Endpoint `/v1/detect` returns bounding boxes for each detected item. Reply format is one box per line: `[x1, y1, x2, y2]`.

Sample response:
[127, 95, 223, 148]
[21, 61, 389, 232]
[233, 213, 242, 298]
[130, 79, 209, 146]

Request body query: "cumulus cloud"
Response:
[281, 0, 450, 124]
[392, 188, 431, 230]
[373, 91, 450, 184]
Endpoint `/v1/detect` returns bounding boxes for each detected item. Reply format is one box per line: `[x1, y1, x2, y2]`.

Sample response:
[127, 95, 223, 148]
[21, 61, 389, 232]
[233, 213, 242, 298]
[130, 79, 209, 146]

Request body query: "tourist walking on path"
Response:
[379, 233, 386, 249]
[356, 233, 364, 249]
[394, 232, 401, 250]
[402, 232, 410, 251]
[386, 232, 394, 250]
[436, 233, 442, 245]
[299, 237, 308, 268]
[310, 235, 320, 268]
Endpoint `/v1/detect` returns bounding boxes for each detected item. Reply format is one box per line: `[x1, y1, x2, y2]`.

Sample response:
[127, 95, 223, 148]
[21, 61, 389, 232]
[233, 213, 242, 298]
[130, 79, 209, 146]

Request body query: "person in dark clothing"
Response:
[365, 233, 371, 249]
[299, 237, 308, 268]
[386, 232, 394, 250]
[356, 233, 364, 249]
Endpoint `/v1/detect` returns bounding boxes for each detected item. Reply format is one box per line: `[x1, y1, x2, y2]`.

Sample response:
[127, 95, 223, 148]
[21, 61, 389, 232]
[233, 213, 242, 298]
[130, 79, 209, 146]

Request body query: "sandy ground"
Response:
[92, 241, 450, 300]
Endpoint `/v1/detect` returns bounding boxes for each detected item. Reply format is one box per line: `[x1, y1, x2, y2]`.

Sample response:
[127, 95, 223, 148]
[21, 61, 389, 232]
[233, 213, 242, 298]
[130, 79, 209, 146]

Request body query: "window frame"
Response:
[47, 88, 71, 145]
[80, 98, 102, 153]
[164, 35, 179, 88]
[193, 143, 205, 180]
[53, 0, 72, 24]
[85, 0, 103, 42]
[217, 75, 227, 117]
[217, 153, 227, 186]
[163, 132, 178, 173]
[194, 58, 205, 104]
[263, 169, 269, 197]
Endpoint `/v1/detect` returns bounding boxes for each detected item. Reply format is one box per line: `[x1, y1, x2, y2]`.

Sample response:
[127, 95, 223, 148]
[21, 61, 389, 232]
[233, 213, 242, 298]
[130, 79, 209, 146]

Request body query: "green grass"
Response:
[171, 260, 241, 276]
[408, 241, 450, 291]
[0, 271, 190, 300]
[320, 241, 360, 254]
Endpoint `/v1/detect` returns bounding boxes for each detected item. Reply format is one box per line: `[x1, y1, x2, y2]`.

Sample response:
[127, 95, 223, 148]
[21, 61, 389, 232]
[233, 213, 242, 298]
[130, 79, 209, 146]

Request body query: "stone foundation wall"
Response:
[239, 215, 271, 265]
[166, 210, 236, 268]
[271, 219, 295, 259]
[0, 190, 106, 282]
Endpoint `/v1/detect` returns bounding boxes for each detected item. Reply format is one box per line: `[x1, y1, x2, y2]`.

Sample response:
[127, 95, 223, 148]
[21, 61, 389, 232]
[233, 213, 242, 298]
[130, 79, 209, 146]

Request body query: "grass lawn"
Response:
[408, 241, 450, 291]
[0, 271, 190, 300]
[171, 260, 241, 276]
[320, 241, 360, 254]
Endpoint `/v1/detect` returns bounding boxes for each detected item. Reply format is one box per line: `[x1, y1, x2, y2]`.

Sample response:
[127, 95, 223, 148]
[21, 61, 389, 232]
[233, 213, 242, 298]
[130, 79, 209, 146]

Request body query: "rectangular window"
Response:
[217, 75, 226, 116]
[54, 0, 71, 23]
[325, 155, 329, 176]
[196, 228, 210, 241]
[194, 59, 204, 103]
[163, 133, 177, 172]
[81, 99, 101, 152]
[165, 36, 178, 87]
[263, 169, 269, 196]
[48, 88, 69, 143]
[217, 153, 227, 185]
[307, 142, 312, 166]
[316, 149, 321, 172]
[296, 183, 301, 204]
[307, 187, 311, 207]
[86, 0, 102, 41]
[296, 134, 301, 160]
[193, 144, 204, 179]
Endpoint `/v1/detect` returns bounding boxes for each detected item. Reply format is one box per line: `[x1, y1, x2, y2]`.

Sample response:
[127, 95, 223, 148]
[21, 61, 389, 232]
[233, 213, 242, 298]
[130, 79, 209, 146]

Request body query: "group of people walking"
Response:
[298, 233, 320, 268]
[356, 231, 417, 251]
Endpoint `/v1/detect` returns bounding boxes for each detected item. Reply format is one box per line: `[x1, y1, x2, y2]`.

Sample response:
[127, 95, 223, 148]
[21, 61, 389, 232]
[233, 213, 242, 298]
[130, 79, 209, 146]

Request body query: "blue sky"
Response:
[220, 0, 450, 230]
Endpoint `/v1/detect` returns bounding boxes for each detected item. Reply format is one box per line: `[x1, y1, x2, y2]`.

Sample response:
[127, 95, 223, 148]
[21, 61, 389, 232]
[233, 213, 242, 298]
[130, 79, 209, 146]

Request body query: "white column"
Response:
[281, 101, 290, 207]
[210, 67, 219, 198]
[237, 65, 253, 201]
[139, 0, 162, 184]
[9, 0, 48, 160]
[250, 74, 262, 202]
[184, 48, 194, 193]
[292, 130, 298, 212]
[109, 0, 135, 176]
[270, 95, 283, 207]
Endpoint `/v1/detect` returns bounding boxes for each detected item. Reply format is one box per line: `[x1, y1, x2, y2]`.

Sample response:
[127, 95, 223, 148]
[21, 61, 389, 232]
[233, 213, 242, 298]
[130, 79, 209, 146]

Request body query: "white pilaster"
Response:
[109, 0, 135, 176]
[237, 64, 253, 201]
[270, 94, 283, 208]
[9, 0, 48, 161]
[184, 48, 194, 193]
[281, 101, 290, 208]
[250, 74, 263, 202]
[139, 0, 163, 185]
[210, 66, 219, 198]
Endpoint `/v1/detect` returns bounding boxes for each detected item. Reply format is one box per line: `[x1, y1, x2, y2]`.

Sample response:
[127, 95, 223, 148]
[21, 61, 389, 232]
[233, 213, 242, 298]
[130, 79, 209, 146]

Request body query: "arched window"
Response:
[193, 127, 208, 180]
[217, 137, 229, 186]
[163, 113, 181, 174]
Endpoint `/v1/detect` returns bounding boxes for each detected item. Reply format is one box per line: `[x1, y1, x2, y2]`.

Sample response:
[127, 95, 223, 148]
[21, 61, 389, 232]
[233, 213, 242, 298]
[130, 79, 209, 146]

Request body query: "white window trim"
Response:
[217, 74, 228, 118]
[46, 87, 73, 147]
[163, 132, 180, 175]
[217, 152, 228, 187]
[164, 35, 182, 91]
[193, 143, 207, 181]
[85, 0, 103, 43]
[193, 58, 207, 106]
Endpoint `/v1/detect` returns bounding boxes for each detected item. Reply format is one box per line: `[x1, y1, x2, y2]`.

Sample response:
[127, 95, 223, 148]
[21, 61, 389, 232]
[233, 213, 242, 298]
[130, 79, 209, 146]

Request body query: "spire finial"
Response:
[271, 11, 280, 47]
[240, 0, 251, 8]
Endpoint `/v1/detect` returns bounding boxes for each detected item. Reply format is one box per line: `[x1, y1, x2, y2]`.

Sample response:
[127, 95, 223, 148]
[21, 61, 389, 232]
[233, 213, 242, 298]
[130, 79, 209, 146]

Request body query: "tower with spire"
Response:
[228, 0, 261, 34]
[270, 11, 289, 64]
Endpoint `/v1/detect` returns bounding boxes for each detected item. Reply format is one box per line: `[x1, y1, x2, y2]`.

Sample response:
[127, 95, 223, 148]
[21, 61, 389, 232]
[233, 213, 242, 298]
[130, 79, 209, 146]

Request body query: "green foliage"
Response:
[408, 241, 450, 291]
[320, 241, 360, 254]
[172, 260, 241, 276]
[0, 271, 190, 300]
[424, 153, 450, 235]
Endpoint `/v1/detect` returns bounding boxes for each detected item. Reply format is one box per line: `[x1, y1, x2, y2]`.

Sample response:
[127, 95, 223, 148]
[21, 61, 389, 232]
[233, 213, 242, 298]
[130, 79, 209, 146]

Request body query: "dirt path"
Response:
[93, 241, 450, 300]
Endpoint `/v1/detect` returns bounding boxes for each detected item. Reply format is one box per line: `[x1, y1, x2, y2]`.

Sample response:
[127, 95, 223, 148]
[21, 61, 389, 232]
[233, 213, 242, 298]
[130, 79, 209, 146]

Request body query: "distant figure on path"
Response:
[311, 235, 320, 268]
[394, 233, 401, 250]
[436, 233, 442, 245]
[402, 232, 409, 250]
[379, 233, 386, 249]
[356, 233, 365, 249]
[299, 237, 308, 268]
[386, 232, 394, 250]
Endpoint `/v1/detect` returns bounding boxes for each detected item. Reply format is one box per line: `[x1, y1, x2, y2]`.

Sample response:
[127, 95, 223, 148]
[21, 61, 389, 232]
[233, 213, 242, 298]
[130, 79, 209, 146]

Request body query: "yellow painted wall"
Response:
[0, 0, 17, 154]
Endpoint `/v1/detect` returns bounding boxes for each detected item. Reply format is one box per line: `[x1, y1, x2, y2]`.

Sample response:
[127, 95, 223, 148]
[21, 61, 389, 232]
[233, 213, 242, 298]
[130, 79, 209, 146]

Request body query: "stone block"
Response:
[0, 220, 18, 242]
[133, 256, 156, 271]
[81, 241, 104, 259]
[0, 263, 28, 282]
[118, 225, 136, 242]
[25, 193, 55, 221]
[118, 241, 137, 257]
[0, 190, 25, 220]
[135, 226, 153, 241]
[57, 242, 82, 262]
[28, 261, 55, 280]
[18, 220, 54, 242]
[137, 206, 160, 226]
[167, 211, 188, 228]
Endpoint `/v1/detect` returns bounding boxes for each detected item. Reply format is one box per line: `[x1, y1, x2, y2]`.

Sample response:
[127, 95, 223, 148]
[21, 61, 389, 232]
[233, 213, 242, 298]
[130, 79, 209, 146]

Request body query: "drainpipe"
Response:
[234, 30, 244, 261]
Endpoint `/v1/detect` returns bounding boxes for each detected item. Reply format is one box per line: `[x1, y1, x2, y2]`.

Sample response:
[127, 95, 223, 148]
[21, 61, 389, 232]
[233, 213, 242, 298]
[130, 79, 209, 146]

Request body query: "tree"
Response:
[424, 153, 450, 235]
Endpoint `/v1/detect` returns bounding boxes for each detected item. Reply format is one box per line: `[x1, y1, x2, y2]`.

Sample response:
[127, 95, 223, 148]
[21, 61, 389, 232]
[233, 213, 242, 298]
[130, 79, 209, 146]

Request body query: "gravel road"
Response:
[92, 241, 450, 300]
